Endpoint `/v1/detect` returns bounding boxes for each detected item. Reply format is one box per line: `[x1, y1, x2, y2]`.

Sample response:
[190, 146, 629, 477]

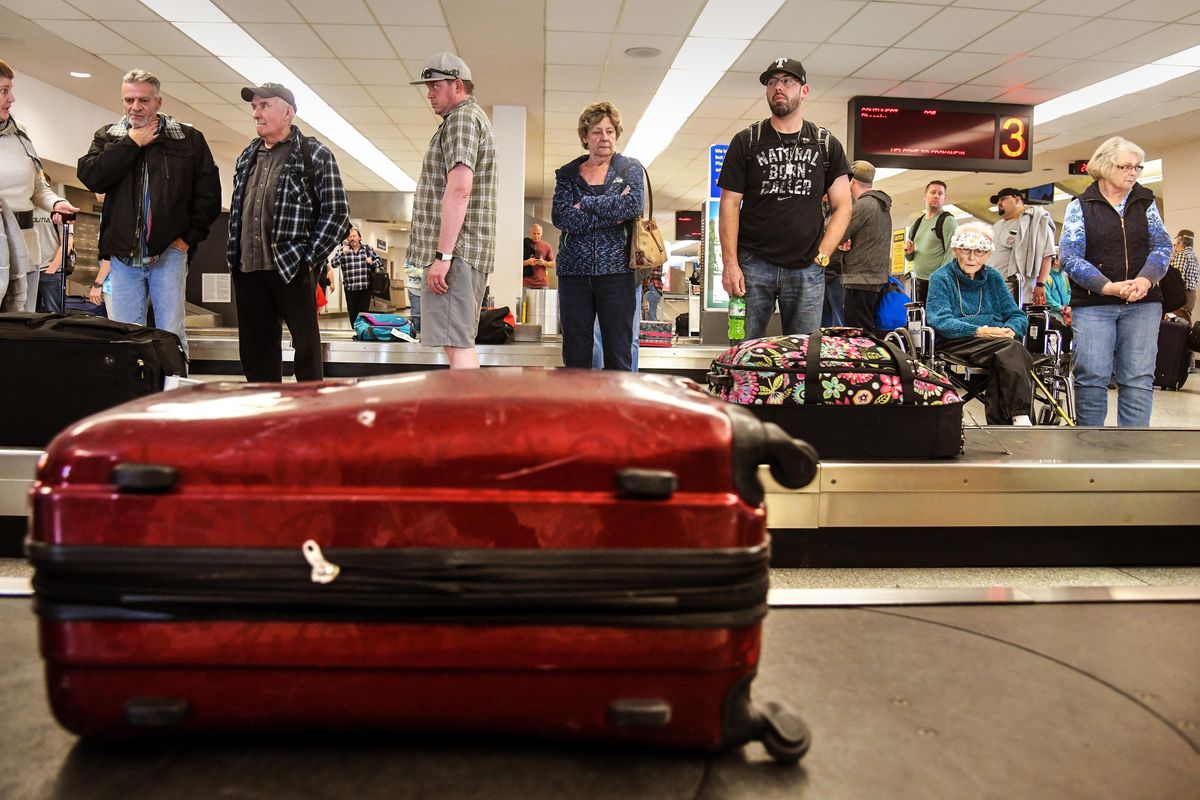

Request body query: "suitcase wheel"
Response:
[758, 701, 812, 764]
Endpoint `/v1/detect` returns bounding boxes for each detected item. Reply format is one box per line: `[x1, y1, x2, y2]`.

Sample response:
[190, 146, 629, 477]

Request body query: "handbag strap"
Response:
[641, 166, 654, 221]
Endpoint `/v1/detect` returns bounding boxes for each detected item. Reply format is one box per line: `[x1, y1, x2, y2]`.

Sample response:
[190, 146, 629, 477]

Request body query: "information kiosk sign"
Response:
[847, 96, 1034, 174]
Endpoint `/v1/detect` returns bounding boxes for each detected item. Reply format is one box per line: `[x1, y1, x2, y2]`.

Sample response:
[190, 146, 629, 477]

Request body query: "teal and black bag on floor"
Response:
[353, 313, 416, 342]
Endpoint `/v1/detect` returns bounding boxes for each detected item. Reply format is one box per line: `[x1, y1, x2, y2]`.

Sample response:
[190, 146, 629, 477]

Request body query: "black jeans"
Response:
[345, 288, 372, 327]
[233, 267, 323, 382]
[843, 284, 885, 332]
[559, 272, 636, 370]
[939, 336, 1034, 424]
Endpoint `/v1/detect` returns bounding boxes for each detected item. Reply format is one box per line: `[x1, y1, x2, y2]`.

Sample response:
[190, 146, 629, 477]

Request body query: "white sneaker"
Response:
[1012, 415, 1033, 426]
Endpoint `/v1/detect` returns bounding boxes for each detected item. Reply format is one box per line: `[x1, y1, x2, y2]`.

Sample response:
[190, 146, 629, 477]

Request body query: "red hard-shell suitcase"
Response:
[29, 369, 817, 761]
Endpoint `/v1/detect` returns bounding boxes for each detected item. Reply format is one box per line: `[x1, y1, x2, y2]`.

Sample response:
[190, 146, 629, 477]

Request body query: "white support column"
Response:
[491, 105, 526, 314]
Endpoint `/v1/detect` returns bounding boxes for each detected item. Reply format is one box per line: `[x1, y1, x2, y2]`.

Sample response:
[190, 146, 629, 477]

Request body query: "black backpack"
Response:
[1160, 265, 1187, 313]
[745, 119, 831, 172]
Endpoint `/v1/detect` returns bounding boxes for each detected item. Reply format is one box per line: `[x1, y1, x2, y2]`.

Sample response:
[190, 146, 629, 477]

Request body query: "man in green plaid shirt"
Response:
[407, 52, 496, 369]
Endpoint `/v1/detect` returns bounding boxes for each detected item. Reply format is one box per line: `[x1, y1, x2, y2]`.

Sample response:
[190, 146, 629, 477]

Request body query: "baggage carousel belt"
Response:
[2, 597, 1196, 799]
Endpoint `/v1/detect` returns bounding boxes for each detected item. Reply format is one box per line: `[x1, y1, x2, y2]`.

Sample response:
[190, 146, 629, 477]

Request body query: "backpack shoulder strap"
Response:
[298, 135, 320, 212]
[909, 215, 923, 243]
[933, 211, 952, 246]
[817, 125, 831, 171]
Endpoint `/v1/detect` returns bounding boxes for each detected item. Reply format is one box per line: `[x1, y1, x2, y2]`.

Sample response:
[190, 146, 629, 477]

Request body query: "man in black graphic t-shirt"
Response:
[717, 57, 852, 339]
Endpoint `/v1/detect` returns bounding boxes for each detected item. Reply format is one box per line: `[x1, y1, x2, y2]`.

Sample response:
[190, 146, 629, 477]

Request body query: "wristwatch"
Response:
[435, 250, 454, 262]
[91, 281, 103, 289]
[1035, 281, 1046, 288]
[814, 252, 830, 268]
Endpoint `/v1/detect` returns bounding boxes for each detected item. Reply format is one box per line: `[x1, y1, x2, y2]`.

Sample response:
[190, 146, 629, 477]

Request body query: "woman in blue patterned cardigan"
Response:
[552, 101, 644, 370]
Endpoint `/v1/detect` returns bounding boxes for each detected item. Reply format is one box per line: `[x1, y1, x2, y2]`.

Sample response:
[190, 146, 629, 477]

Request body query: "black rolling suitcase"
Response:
[0, 312, 186, 447]
[1154, 317, 1190, 390]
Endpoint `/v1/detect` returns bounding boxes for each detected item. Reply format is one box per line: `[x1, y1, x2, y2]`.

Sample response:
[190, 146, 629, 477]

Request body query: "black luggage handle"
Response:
[706, 371, 733, 389]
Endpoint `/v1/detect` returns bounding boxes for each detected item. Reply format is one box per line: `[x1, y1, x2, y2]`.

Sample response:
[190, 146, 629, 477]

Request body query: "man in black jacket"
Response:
[78, 69, 221, 356]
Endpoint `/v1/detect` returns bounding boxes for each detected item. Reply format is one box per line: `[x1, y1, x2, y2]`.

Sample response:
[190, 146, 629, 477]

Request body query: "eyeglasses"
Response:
[958, 249, 990, 260]
[1115, 163, 1144, 173]
[420, 67, 460, 81]
[766, 76, 802, 89]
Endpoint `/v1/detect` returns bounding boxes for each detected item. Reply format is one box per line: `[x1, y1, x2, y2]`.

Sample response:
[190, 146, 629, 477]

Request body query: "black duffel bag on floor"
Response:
[0, 312, 187, 447]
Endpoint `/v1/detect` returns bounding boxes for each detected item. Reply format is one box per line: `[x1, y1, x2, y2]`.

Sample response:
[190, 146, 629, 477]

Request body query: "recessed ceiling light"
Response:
[625, 47, 661, 58]
[69, 72, 92, 79]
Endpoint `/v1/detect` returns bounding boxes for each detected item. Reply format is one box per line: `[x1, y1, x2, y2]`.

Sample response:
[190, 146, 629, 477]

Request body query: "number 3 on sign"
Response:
[1001, 117, 1027, 158]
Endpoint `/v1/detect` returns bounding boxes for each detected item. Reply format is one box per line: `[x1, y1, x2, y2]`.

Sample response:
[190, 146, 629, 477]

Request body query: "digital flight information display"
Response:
[848, 97, 1035, 174]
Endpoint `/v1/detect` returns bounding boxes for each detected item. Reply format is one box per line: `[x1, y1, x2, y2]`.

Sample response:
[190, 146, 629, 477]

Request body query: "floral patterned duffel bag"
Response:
[707, 329, 964, 459]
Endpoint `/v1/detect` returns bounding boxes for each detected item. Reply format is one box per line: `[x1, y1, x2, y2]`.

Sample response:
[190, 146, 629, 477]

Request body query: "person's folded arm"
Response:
[551, 177, 596, 234]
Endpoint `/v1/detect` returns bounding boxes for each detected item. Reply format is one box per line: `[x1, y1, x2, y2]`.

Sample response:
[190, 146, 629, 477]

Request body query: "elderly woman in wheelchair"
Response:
[924, 225, 1037, 426]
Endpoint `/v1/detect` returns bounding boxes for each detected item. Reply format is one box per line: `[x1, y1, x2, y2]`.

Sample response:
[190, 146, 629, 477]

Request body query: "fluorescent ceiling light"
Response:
[943, 203, 973, 220]
[138, 0, 415, 191]
[624, 0, 786, 167]
[1035, 52, 1200, 125]
[69, 71, 91, 78]
[875, 168, 907, 181]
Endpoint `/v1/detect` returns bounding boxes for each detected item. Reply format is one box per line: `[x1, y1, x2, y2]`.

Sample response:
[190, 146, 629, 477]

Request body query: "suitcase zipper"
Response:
[29, 542, 771, 628]
[302, 540, 340, 584]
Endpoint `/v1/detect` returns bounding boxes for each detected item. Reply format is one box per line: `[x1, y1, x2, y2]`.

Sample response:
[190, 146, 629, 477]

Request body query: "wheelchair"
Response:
[884, 302, 1076, 426]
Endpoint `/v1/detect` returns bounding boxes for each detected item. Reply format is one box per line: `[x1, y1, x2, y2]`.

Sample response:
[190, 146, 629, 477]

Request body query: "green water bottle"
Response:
[728, 295, 746, 343]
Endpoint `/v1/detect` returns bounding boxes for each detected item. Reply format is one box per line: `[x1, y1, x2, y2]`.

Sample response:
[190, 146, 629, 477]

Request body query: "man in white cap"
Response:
[407, 53, 497, 369]
[989, 187, 1055, 306]
[717, 57, 852, 338]
[225, 82, 350, 382]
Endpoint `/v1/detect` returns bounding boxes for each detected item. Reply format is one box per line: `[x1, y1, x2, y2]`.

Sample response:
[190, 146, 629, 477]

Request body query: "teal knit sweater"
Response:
[926, 260, 1028, 340]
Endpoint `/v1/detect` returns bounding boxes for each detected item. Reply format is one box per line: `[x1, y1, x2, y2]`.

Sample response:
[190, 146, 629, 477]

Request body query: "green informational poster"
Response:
[703, 199, 728, 311]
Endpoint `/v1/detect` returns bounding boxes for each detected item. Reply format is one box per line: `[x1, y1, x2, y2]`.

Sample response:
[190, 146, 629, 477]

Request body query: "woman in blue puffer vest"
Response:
[552, 101, 644, 370]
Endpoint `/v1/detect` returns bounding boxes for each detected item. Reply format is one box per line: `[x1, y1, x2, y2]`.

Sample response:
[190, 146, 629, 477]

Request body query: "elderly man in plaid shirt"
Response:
[226, 83, 350, 382]
[407, 53, 496, 369]
[1170, 229, 1199, 325]
[331, 227, 383, 327]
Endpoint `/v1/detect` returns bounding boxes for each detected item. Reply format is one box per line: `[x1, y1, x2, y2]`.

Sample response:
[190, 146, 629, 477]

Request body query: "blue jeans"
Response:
[592, 283, 642, 371]
[36, 269, 63, 313]
[642, 285, 661, 321]
[1071, 301, 1161, 427]
[408, 291, 421, 333]
[822, 271, 844, 327]
[560, 272, 635, 370]
[111, 247, 189, 357]
[739, 250, 825, 339]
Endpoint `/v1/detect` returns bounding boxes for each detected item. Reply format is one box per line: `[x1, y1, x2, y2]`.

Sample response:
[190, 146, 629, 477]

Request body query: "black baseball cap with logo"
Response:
[240, 83, 297, 111]
[760, 58, 807, 85]
[989, 187, 1023, 204]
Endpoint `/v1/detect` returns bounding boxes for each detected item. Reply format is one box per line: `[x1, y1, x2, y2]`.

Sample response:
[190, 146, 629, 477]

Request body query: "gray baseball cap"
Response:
[409, 52, 473, 84]
[241, 82, 297, 111]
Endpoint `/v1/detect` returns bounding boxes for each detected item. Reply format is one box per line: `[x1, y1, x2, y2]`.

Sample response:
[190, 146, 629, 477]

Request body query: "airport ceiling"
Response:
[2, 0, 1200, 216]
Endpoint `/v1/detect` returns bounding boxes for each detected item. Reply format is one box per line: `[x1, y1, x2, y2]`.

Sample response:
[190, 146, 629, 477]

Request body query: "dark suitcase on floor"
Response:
[1154, 317, 1190, 390]
[28, 369, 817, 761]
[707, 329, 965, 459]
[0, 312, 186, 447]
[63, 295, 108, 317]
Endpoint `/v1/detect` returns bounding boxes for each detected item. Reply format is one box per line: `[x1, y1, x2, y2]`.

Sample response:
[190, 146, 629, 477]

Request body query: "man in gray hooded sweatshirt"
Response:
[838, 160, 894, 331]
